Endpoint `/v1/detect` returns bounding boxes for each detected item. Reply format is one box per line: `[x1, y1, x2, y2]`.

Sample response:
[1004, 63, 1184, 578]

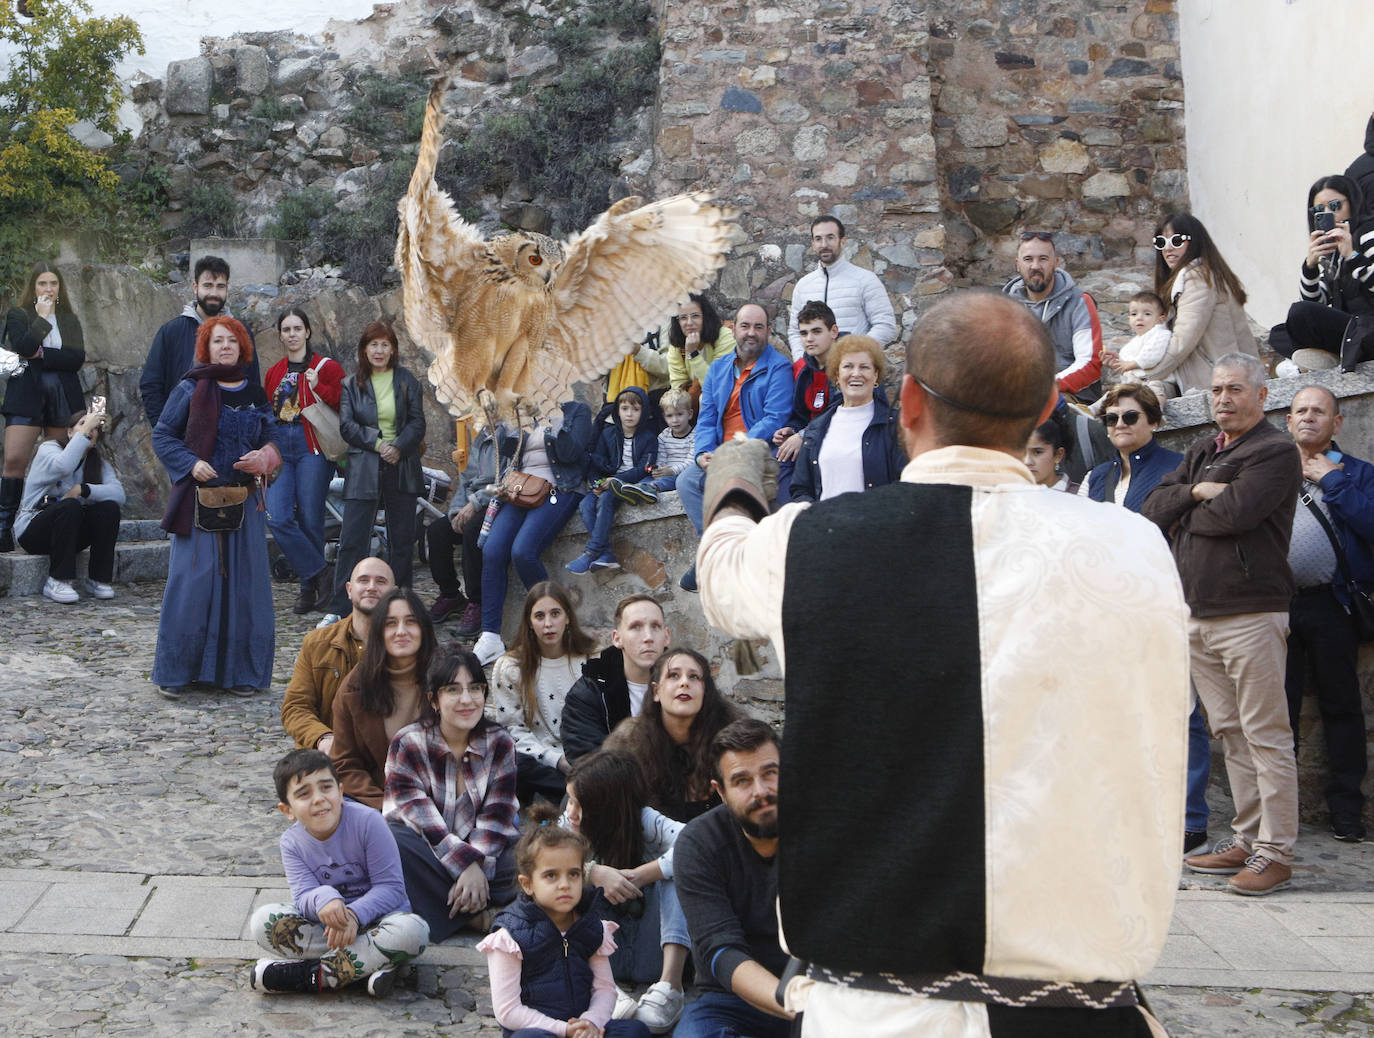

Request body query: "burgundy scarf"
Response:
[160, 363, 245, 535]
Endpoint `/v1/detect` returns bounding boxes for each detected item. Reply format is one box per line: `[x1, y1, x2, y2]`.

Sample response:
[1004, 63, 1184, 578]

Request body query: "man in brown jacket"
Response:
[1143, 352, 1303, 895]
[281, 556, 394, 752]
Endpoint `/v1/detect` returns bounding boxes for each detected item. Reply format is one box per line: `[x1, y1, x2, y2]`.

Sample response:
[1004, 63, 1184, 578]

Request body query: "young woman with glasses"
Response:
[1271, 175, 1374, 369]
[1130, 212, 1258, 396]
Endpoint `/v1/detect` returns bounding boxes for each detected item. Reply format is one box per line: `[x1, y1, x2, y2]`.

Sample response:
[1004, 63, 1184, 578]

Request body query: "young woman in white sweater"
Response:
[490, 581, 596, 805]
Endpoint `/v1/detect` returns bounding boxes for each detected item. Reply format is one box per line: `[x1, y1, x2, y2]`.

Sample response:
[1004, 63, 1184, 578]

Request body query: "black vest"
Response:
[779, 481, 987, 975]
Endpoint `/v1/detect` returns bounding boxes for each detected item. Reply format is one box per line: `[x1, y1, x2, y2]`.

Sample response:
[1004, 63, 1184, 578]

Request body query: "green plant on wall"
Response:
[0, 0, 144, 289]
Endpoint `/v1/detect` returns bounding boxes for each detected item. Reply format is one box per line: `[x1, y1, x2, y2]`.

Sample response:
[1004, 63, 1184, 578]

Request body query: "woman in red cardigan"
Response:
[264, 308, 346, 613]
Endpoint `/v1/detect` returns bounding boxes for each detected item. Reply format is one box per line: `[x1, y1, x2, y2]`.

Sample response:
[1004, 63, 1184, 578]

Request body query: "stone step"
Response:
[0, 539, 169, 597]
[117, 519, 168, 542]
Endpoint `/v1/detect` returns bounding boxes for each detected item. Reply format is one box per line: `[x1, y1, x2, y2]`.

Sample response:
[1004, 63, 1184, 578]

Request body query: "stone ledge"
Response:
[0, 541, 170, 597]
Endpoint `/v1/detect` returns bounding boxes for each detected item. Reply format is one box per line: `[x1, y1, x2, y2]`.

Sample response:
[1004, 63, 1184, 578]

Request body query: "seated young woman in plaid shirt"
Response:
[383, 648, 521, 941]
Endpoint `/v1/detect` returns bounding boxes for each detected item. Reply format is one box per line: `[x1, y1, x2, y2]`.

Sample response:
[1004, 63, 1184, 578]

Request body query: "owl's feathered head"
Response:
[488, 232, 566, 285]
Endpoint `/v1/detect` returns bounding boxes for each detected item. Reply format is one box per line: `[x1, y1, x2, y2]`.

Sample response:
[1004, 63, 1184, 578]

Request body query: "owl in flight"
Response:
[397, 79, 737, 427]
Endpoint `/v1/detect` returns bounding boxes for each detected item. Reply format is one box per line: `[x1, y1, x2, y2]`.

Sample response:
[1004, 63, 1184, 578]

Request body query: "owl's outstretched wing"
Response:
[543, 193, 737, 391]
[396, 79, 488, 418]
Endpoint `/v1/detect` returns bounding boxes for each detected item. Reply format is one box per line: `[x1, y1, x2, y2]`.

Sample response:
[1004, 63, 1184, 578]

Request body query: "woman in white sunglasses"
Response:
[1133, 212, 1258, 396]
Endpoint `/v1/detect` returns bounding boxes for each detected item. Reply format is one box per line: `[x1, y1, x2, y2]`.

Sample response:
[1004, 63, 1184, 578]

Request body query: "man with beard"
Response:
[673, 718, 791, 1038]
[787, 215, 896, 360]
[281, 556, 394, 753]
[675, 302, 792, 592]
[1002, 231, 1103, 403]
[140, 255, 261, 426]
[696, 292, 1187, 1035]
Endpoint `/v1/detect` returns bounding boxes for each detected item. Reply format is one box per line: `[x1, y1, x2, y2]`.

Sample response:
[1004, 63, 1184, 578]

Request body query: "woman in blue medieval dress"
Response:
[151, 315, 282, 699]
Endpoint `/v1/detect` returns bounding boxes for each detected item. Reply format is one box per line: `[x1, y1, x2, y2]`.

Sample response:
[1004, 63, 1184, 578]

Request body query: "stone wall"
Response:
[651, 0, 1186, 346]
[925, 0, 1186, 282]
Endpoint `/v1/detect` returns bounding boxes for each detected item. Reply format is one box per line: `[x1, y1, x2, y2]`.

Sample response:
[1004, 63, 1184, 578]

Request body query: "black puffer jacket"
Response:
[1346, 115, 1374, 224]
[560, 647, 631, 764]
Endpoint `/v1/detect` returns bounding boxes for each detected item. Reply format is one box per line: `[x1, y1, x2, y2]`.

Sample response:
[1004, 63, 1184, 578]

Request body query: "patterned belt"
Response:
[805, 965, 1140, 1010]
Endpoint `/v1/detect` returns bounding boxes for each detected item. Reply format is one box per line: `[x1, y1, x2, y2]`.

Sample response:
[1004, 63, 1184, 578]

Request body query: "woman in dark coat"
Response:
[326, 322, 426, 616]
[151, 316, 281, 699]
[0, 263, 87, 551]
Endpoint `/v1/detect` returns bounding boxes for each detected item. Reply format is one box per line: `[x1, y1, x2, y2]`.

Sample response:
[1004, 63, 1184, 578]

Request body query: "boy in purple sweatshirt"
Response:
[249, 749, 429, 995]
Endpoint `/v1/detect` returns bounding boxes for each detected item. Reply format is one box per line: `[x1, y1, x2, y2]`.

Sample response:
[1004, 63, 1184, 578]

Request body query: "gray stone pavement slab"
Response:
[0, 881, 48, 930]
[130, 884, 259, 940]
[12, 880, 150, 937]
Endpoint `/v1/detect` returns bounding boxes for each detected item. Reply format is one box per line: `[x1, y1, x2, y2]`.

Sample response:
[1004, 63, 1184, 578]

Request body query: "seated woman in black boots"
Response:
[14, 404, 124, 603]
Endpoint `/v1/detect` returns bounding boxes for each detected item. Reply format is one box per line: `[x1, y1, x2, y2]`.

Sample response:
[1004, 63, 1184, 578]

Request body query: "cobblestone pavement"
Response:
[2, 578, 1373, 1035]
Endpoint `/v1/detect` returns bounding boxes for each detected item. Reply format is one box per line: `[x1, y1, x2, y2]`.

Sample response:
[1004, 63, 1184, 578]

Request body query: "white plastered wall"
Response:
[1181, 0, 1374, 327]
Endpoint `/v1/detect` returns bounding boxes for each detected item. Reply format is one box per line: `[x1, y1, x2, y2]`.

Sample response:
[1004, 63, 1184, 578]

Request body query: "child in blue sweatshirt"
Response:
[568, 387, 658, 574]
[249, 749, 429, 996]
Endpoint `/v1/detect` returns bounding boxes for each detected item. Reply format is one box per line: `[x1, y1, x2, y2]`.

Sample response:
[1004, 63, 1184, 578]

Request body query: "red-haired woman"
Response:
[325, 322, 426, 617]
[151, 315, 282, 699]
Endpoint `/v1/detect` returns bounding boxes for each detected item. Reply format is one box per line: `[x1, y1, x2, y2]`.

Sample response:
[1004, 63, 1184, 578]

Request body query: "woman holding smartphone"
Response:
[0, 263, 87, 551]
[1272, 175, 1374, 368]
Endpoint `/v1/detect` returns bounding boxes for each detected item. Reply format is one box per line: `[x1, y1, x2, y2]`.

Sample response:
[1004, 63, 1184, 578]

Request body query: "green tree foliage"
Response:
[0, 0, 144, 287]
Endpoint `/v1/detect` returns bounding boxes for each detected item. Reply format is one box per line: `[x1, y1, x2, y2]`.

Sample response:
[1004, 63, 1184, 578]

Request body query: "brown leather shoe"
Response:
[1228, 855, 1292, 896]
[1184, 836, 1250, 874]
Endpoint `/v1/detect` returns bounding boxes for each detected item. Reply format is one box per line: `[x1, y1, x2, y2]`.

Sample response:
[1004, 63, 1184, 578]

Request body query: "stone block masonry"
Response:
[925, 0, 1187, 281]
[653, 0, 1186, 337]
[652, 0, 949, 352]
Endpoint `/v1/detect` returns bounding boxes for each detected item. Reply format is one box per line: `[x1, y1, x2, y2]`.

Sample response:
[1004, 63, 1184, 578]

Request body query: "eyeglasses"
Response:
[438, 683, 486, 698]
[1152, 234, 1192, 250]
[1101, 410, 1144, 428]
[1311, 199, 1346, 215]
[1019, 231, 1054, 242]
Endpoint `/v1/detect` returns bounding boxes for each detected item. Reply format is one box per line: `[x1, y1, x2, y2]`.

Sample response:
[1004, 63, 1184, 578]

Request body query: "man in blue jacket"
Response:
[139, 255, 260, 426]
[676, 303, 792, 591]
[1285, 384, 1371, 842]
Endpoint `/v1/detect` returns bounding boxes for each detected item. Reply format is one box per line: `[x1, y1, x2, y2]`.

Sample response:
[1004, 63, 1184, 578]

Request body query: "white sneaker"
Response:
[42, 577, 79, 604]
[316, 613, 341, 630]
[84, 579, 115, 600]
[611, 985, 638, 1020]
[634, 981, 685, 1034]
[474, 630, 505, 666]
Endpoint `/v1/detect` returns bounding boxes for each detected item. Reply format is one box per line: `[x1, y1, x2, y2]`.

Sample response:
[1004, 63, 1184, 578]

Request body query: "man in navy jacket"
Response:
[1285, 384, 1371, 841]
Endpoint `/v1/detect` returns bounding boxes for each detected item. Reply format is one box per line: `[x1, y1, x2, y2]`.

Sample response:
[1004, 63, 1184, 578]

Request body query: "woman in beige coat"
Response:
[1138, 211, 1258, 396]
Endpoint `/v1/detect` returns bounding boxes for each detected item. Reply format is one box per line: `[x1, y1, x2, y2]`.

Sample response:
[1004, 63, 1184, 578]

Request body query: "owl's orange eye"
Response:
[529, 254, 543, 266]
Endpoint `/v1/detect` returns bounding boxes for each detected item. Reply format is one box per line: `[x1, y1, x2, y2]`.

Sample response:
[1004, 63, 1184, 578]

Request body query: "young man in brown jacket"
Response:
[281, 557, 393, 752]
[1144, 352, 1303, 895]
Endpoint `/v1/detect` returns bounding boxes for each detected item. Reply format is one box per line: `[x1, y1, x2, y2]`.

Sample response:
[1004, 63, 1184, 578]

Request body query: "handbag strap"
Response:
[1301, 487, 1357, 589]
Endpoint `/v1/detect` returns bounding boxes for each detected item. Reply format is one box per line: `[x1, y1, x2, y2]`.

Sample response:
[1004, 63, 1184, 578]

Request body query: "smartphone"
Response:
[91, 396, 107, 414]
[1315, 210, 1336, 233]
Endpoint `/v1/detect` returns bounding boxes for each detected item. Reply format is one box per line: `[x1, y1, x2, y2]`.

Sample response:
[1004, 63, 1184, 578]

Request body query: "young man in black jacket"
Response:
[561, 594, 670, 762]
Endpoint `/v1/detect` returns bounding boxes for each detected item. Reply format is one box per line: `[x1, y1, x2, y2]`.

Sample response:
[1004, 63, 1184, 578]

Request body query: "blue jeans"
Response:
[579, 489, 620, 555]
[673, 990, 791, 1038]
[480, 491, 582, 634]
[677, 461, 706, 534]
[1187, 697, 1211, 833]
[647, 474, 678, 493]
[266, 422, 332, 582]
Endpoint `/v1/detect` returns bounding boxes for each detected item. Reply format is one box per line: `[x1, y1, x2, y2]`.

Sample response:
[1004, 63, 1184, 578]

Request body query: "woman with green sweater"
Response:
[327, 322, 426, 616]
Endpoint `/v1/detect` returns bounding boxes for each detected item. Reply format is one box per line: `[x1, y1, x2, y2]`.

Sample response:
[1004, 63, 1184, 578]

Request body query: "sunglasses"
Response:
[1019, 231, 1054, 242]
[1152, 234, 1192, 250]
[1102, 410, 1144, 428]
[1311, 200, 1346, 215]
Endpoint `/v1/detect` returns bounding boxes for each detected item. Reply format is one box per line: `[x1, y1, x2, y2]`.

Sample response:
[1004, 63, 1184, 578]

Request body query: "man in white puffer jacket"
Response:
[787, 216, 897, 360]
